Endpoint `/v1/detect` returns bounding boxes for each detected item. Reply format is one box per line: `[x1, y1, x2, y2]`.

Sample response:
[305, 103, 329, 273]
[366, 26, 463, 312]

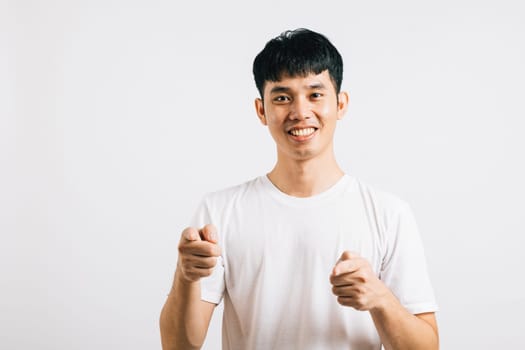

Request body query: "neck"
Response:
[267, 151, 344, 198]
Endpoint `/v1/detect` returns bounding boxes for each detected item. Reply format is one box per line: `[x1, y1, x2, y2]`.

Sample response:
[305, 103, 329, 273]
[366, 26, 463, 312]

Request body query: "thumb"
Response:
[332, 251, 356, 275]
[338, 250, 358, 262]
[181, 227, 201, 242]
[200, 224, 219, 244]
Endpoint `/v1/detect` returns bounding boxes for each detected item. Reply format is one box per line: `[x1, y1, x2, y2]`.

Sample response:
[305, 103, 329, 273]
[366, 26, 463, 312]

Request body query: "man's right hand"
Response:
[161, 225, 220, 349]
[177, 224, 221, 283]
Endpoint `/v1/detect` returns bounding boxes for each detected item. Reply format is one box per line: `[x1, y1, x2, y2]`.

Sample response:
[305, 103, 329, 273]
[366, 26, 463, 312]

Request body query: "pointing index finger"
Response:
[337, 250, 360, 262]
[200, 224, 218, 243]
[182, 227, 201, 242]
[332, 257, 360, 276]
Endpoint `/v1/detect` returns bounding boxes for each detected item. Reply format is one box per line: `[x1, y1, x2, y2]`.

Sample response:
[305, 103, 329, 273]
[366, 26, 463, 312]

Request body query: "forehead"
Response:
[263, 70, 335, 96]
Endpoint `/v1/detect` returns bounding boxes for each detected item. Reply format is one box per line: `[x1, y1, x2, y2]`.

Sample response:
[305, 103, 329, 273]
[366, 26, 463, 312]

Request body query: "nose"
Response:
[289, 96, 312, 120]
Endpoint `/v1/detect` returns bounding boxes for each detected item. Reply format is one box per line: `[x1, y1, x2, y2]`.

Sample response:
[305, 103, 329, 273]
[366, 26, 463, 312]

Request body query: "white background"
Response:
[2, 0, 525, 349]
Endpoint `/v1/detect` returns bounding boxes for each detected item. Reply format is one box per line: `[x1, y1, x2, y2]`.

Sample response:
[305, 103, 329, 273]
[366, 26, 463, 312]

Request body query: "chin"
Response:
[291, 149, 317, 161]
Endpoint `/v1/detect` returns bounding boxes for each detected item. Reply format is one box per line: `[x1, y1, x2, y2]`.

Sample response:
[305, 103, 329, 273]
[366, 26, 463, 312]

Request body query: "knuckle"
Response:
[181, 261, 191, 272]
[202, 245, 214, 256]
[205, 244, 220, 257]
[202, 268, 214, 277]
[182, 245, 197, 256]
[353, 271, 366, 283]
[199, 257, 214, 268]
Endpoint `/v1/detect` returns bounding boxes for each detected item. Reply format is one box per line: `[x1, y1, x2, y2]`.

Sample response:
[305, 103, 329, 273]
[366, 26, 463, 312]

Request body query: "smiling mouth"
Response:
[288, 127, 317, 137]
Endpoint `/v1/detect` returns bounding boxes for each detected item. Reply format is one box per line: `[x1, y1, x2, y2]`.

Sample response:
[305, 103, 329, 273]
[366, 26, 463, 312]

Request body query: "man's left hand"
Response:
[330, 251, 391, 311]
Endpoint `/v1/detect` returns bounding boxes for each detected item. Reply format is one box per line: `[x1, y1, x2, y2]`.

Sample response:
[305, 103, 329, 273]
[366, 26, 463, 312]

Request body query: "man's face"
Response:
[255, 70, 348, 162]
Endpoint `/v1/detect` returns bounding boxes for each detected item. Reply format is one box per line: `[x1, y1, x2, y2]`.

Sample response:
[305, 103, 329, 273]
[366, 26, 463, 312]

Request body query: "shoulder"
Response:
[200, 176, 265, 207]
[353, 177, 408, 206]
[349, 177, 423, 251]
[350, 176, 413, 220]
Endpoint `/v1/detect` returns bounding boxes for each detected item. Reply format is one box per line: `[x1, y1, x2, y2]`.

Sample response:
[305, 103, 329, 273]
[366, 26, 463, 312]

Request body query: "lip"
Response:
[287, 127, 318, 142]
[286, 125, 319, 133]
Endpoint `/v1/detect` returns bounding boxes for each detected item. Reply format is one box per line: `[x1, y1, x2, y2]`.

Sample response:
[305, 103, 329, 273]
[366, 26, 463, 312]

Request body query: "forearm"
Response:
[159, 266, 212, 350]
[370, 292, 438, 350]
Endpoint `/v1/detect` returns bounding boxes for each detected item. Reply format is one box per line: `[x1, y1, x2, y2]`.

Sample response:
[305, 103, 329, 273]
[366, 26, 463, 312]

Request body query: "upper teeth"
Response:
[290, 128, 315, 136]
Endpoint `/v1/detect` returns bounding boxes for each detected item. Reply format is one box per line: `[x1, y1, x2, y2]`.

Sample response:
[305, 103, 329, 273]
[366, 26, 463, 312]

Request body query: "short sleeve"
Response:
[380, 202, 438, 314]
[189, 196, 226, 305]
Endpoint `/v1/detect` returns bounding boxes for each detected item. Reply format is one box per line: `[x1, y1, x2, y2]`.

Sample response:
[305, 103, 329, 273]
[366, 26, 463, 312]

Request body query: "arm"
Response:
[159, 225, 221, 350]
[330, 251, 439, 350]
[370, 292, 438, 350]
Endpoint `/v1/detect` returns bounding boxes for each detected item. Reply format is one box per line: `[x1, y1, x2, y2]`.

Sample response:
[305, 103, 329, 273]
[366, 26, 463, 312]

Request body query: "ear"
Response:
[336, 91, 349, 120]
[255, 98, 267, 125]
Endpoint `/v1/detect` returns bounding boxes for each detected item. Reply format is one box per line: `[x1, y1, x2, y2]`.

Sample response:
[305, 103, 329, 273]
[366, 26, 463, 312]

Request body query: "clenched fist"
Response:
[330, 251, 390, 311]
[177, 224, 221, 283]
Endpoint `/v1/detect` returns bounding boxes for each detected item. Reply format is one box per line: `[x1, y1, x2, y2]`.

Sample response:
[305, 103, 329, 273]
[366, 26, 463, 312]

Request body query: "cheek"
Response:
[267, 120, 282, 133]
[266, 120, 285, 139]
[266, 113, 286, 129]
[320, 104, 333, 114]
[318, 113, 338, 128]
[316, 102, 338, 121]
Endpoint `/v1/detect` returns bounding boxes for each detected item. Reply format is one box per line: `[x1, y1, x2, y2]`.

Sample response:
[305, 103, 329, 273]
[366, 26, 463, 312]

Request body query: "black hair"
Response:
[252, 28, 343, 98]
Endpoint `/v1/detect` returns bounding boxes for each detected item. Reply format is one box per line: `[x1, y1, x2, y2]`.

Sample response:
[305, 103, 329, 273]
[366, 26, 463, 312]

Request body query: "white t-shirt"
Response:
[190, 174, 438, 350]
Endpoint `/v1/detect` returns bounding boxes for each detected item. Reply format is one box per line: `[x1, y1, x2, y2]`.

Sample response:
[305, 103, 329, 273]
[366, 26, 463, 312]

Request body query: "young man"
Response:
[160, 28, 439, 350]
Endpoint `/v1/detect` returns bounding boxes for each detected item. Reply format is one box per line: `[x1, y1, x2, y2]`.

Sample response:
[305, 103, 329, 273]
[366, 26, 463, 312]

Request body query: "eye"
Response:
[273, 95, 290, 103]
[311, 92, 323, 99]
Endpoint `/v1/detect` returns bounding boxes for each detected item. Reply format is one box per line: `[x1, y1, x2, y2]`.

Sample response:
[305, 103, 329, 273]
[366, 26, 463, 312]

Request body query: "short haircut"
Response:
[253, 28, 343, 98]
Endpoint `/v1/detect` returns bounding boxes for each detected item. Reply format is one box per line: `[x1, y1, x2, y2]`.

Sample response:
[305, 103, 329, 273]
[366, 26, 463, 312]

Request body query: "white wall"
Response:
[3, 0, 525, 349]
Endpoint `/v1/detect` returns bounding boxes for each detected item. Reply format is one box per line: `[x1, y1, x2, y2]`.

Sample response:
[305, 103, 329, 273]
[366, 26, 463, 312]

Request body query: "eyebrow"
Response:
[308, 82, 327, 90]
[269, 86, 291, 94]
[269, 82, 327, 95]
